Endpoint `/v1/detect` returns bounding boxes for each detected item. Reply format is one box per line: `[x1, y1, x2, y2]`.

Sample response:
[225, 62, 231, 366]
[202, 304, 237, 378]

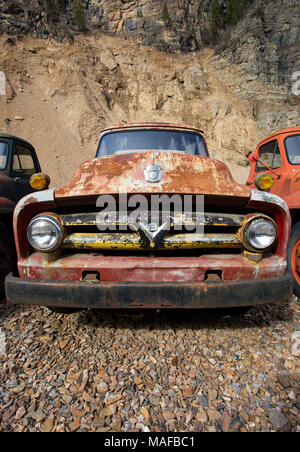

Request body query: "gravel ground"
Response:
[0, 299, 299, 432]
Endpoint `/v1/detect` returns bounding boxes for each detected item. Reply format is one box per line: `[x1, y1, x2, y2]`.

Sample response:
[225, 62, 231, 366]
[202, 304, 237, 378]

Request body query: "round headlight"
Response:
[243, 217, 277, 251]
[27, 215, 63, 252]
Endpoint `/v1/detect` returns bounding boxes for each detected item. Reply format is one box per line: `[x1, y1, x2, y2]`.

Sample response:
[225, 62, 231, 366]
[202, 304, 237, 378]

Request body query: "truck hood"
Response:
[55, 151, 250, 200]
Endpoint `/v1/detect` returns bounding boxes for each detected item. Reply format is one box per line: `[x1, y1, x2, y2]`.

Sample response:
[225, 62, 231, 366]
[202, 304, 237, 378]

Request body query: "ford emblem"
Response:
[144, 164, 163, 183]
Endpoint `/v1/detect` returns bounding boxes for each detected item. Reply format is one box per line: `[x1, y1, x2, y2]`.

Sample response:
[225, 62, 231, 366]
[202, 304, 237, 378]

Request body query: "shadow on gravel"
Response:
[0, 301, 24, 322]
[76, 301, 295, 331]
[0, 298, 296, 332]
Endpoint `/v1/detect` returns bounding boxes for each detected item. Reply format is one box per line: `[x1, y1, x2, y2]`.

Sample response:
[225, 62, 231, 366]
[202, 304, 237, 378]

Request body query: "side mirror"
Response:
[248, 152, 258, 163]
[30, 173, 51, 191]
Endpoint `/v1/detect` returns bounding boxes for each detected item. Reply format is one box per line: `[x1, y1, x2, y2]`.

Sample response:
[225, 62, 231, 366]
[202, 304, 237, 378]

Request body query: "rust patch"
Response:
[55, 151, 251, 199]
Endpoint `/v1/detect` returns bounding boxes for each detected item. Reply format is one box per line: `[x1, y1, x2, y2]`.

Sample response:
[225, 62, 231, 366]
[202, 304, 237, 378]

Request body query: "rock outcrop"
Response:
[86, 0, 213, 52]
[211, 0, 300, 130]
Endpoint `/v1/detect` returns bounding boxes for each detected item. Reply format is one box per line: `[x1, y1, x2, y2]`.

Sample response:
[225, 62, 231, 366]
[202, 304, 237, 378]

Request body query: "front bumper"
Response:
[5, 273, 293, 309]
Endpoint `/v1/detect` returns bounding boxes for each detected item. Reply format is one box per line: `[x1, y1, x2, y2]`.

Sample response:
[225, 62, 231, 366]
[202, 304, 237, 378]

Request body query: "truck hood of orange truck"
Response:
[55, 151, 250, 200]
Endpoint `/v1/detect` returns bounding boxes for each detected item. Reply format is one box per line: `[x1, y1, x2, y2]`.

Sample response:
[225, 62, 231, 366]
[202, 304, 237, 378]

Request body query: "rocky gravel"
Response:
[0, 299, 299, 432]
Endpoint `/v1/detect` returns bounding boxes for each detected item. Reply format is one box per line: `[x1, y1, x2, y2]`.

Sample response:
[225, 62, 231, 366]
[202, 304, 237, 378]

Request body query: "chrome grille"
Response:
[60, 211, 245, 251]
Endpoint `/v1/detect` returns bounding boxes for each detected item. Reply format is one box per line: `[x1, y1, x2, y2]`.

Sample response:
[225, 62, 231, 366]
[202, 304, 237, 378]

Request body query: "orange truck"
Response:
[247, 126, 300, 297]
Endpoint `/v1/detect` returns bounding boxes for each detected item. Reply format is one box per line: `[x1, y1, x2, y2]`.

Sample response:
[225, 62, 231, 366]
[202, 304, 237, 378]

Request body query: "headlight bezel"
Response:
[27, 214, 64, 253]
[242, 215, 277, 252]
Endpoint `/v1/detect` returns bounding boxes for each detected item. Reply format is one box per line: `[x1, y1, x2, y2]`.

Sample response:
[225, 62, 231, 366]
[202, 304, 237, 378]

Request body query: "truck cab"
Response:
[247, 126, 300, 296]
[0, 133, 49, 299]
[0, 133, 42, 201]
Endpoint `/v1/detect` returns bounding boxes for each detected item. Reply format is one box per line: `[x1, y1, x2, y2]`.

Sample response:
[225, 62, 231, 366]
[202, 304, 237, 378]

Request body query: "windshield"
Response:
[285, 134, 300, 165]
[97, 130, 208, 158]
[0, 142, 8, 171]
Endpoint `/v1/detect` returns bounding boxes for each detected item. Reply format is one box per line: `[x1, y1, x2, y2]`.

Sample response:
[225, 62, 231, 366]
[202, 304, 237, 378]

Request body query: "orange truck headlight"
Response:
[254, 173, 274, 191]
[30, 173, 50, 191]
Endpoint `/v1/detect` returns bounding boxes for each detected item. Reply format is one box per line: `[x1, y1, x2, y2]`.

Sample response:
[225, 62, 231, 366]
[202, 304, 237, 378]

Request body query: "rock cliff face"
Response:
[0, 0, 299, 187]
[0, 0, 213, 49]
[86, 0, 213, 52]
[216, 0, 300, 85]
[212, 0, 300, 131]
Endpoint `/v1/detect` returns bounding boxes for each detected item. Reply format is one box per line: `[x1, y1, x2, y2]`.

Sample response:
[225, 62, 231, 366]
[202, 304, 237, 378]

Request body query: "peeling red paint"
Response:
[18, 252, 286, 283]
[56, 151, 250, 200]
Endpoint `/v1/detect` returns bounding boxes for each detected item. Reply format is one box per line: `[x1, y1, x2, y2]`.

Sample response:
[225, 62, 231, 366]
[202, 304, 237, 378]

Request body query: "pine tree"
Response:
[162, 3, 171, 27]
[210, 0, 221, 44]
[73, 0, 86, 31]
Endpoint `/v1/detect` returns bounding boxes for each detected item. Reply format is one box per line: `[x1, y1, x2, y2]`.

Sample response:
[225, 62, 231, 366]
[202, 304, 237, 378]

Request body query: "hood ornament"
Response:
[144, 164, 163, 183]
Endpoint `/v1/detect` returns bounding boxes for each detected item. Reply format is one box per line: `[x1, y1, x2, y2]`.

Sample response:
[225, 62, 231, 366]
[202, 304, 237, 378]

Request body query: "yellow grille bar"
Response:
[63, 232, 242, 251]
[60, 212, 245, 228]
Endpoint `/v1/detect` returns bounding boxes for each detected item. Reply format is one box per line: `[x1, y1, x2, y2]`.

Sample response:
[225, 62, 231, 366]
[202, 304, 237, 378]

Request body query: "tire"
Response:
[287, 221, 300, 298]
[0, 223, 16, 301]
[47, 306, 81, 314]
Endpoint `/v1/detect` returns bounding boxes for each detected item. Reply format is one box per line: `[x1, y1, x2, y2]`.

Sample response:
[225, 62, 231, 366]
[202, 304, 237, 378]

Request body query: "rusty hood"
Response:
[55, 151, 250, 200]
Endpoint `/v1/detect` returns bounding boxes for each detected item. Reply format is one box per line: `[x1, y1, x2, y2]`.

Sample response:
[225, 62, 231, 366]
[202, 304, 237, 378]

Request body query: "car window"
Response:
[97, 130, 208, 158]
[0, 141, 8, 170]
[285, 134, 300, 164]
[13, 145, 36, 176]
[256, 140, 281, 173]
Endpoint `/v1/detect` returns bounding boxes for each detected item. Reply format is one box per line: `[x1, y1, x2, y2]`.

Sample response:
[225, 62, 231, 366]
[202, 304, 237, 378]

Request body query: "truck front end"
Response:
[6, 125, 293, 310]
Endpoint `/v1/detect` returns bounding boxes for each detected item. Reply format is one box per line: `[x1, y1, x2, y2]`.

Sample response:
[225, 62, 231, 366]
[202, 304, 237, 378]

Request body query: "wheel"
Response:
[287, 221, 300, 298]
[47, 306, 81, 314]
[0, 223, 16, 301]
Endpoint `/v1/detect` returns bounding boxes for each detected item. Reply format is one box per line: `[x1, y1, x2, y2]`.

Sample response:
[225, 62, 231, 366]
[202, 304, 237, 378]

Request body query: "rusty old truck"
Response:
[5, 123, 293, 313]
[0, 132, 49, 299]
[247, 126, 300, 297]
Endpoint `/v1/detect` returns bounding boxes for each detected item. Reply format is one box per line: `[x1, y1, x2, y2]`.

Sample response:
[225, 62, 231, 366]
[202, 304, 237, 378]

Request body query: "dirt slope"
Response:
[0, 33, 290, 187]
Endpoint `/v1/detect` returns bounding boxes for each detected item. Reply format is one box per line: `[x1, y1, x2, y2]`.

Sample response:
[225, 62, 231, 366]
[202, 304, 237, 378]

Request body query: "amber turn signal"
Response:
[254, 173, 274, 191]
[30, 173, 50, 191]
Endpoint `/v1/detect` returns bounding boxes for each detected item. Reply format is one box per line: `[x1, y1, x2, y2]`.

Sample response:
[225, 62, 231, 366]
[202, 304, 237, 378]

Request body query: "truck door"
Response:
[10, 142, 40, 199]
[283, 133, 300, 198]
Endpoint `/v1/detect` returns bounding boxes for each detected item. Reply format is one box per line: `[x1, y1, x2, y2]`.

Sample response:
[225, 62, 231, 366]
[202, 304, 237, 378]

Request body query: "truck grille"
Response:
[60, 212, 245, 251]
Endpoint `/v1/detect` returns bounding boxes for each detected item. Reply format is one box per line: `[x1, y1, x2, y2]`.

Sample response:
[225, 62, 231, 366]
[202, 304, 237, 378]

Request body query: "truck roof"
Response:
[100, 122, 205, 135]
[0, 132, 35, 149]
[258, 126, 300, 147]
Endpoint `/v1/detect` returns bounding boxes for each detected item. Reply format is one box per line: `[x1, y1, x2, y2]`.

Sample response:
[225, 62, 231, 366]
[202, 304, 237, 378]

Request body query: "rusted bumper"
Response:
[5, 273, 293, 309]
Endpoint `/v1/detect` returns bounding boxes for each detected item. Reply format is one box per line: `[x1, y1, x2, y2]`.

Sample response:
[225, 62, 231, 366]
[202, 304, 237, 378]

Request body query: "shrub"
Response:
[251, 5, 264, 19]
[226, 0, 249, 26]
[46, 0, 68, 21]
